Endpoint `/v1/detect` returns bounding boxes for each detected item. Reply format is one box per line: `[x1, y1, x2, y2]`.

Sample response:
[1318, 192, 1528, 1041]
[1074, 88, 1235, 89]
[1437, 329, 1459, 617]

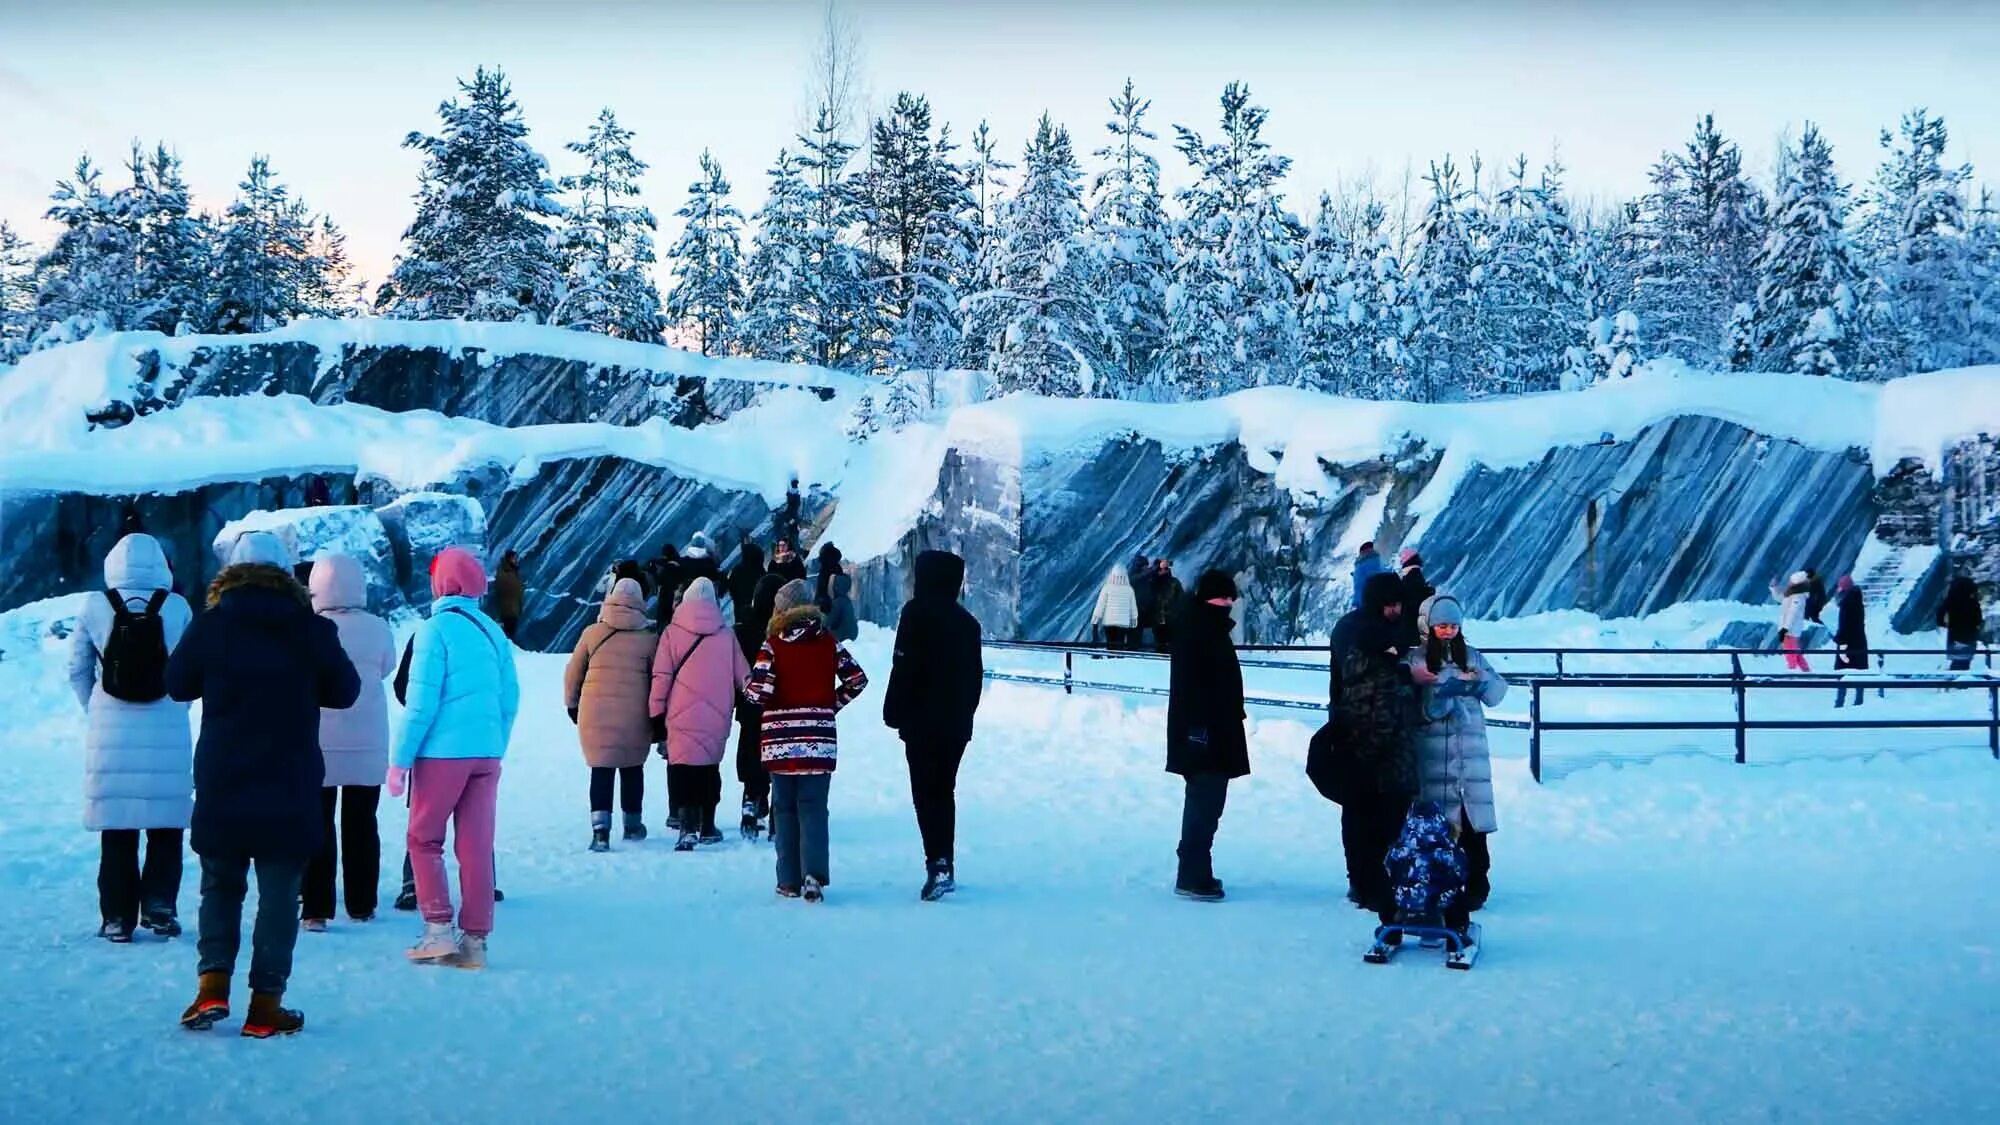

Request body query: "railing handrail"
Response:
[986, 638, 1996, 659]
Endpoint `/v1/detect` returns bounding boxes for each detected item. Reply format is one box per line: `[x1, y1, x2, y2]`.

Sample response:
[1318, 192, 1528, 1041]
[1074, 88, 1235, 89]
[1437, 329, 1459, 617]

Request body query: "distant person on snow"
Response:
[1128, 554, 1155, 649]
[1150, 559, 1184, 654]
[1166, 571, 1247, 901]
[304, 476, 333, 508]
[1351, 542, 1387, 610]
[1329, 570, 1417, 922]
[827, 572, 860, 644]
[814, 542, 846, 613]
[69, 533, 195, 944]
[168, 531, 359, 1039]
[733, 573, 787, 838]
[391, 548, 518, 971]
[1938, 575, 1984, 672]
[1396, 549, 1434, 651]
[564, 577, 657, 852]
[1405, 595, 1505, 917]
[1772, 571, 1812, 672]
[677, 533, 723, 606]
[1833, 576, 1870, 707]
[777, 478, 804, 553]
[1090, 565, 1140, 648]
[770, 537, 809, 585]
[302, 555, 396, 932]
[727, 538, 766, 625]
[650, 578, 751, 851]
[488, 551, 524, 641]
[1804, 569, 1829, 626]
[883, 551, 985, 902]
[744, 580, 869, 903]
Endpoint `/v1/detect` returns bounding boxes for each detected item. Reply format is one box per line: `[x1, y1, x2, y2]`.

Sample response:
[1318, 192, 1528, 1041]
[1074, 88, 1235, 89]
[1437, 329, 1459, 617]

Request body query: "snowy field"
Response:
[5, 603, 1998, 1122]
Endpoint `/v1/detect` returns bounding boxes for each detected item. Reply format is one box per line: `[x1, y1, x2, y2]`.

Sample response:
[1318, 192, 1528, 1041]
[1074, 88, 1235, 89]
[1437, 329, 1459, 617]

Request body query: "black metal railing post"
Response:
[1990, 683, 1998, 760]
[1555, 652, 1566, 678]
[1529, 681, 1543, 784]
[1733, 658, 1747, 765]
[1063, 651, 1073, 696]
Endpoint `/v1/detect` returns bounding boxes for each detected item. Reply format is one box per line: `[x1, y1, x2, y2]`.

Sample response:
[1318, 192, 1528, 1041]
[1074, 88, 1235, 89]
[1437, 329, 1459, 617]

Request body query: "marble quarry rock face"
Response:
[376, 492, 488, 608]
[214, 506, 404, 615]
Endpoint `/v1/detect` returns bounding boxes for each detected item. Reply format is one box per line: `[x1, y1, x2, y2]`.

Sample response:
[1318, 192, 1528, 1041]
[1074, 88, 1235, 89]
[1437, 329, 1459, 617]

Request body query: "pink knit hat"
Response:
[1399, 547, 1421, 567]
[1836, 576, 1855, 594]
[431, 546, 489, 599]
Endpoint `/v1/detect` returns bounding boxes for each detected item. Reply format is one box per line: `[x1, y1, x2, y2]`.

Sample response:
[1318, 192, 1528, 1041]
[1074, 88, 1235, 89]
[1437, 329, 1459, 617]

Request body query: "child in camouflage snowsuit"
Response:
[1384, 800, 1471, 933]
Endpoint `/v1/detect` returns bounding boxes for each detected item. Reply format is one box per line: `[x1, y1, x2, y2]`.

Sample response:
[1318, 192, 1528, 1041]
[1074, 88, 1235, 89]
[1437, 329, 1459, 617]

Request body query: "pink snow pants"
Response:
[1782, 634, 1811, 673]
[408, 758, 502, 938]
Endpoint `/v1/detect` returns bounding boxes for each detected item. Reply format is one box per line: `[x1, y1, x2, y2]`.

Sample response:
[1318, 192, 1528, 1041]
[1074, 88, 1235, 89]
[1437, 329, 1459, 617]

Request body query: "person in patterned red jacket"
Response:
[744, 579, 868, 903]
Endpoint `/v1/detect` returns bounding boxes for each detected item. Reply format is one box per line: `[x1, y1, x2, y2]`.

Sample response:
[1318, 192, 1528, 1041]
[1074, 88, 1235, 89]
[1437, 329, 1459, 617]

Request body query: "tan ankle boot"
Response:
[241, 991, 304, 1039]
[180, 972, 231, 1030]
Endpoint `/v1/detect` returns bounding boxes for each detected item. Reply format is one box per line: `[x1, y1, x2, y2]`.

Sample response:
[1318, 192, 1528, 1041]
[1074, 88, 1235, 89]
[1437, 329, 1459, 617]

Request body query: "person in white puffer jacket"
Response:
[1091, 566, 1140, 649]
[67, 533, 195, 943]
[1772, 570, 1813, 672]
[302, 554, 397, 929]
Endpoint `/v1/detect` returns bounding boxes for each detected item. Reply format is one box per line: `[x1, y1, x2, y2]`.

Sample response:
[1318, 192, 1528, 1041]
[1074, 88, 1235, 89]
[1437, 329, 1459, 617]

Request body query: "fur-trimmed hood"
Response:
[208, 563, 311, 610]
[768, 604, 826, 639]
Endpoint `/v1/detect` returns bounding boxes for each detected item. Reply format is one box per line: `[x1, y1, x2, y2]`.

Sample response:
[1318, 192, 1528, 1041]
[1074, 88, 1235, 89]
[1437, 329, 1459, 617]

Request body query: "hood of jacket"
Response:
[208, 563, 312, 613]
[598, 577, 651, 630]
[832, 573, 853, 599]
[673, 581, 728, 635]
[1361, 570, 1405, 614]
[1103, 567, 1132, 590]
[104, 533, 173, 593]
[770, 603, 826, 638]
[736, 541, 765, 571]
[914, 550, 966, 602]
[309, 553, 368, 612]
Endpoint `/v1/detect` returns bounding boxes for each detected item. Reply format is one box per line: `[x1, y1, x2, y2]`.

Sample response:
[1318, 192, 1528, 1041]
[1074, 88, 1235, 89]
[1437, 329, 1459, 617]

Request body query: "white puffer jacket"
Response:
[1091, 569, 1139, 629]
[66, 534, 194, 831]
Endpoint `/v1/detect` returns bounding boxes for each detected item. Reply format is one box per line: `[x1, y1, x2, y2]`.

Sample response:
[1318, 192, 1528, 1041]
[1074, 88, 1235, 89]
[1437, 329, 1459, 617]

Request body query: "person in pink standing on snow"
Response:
[388, 547, 519, 969]
[649, 577, 752, 850]
[1771, 570, 1813, 672]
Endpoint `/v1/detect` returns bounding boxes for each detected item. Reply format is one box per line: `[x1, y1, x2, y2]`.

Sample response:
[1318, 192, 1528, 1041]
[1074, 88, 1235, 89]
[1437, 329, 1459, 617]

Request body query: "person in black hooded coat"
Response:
[1329, 569, 1417, 920]
[1165, 571, 1247, 901]
[732, 572, 788, 835]
[727, 540, 766, 624]
[883, 551, 985, 900]
[1938, 575, 1984, 671]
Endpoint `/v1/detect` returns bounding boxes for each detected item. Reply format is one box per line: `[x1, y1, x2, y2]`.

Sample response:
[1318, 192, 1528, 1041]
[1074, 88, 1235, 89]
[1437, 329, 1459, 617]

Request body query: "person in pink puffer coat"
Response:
[649, 578, 750, 850]
[302, 555, 396, 929]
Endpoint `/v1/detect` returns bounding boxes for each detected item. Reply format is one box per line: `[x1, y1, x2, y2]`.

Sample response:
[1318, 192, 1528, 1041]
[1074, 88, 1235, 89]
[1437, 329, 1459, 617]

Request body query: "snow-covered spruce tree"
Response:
[124, 145, 213, 335]
[0, 221, 34, 361]
[1478, 156, 1582, 392]
[1968, 189, 2000, 366]
[383, 67, 564, 323]
[1861, 108, 1975, 374]
[662, 148, 742, 354]
[555, 108, 664, 343]
[1750, 124, 1863, 376]
[962, 114, 1118, 397]
[1679, 116, 1765, 320]
[854, 93, 977, 372]
[1298, 192, 1361, 393]
[797, 103, 881, 370]
[301, 216, 364, 318]
[31, 155, 143, 345]
[209, 155, 330, 333]
[1166, 82, 1302, 392]
[1405, 156, 1484, 401]
[1088, 79, 1173, 398]
[737, 148, 814, 364]
[1563, 208, 1640, 388]
[1627, 154, 1711, 363]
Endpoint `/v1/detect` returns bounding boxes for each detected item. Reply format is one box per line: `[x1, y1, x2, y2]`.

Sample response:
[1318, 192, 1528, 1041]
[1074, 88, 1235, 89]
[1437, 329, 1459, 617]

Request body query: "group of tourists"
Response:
[1772, 565, 1986, 701]
[1089, 555, 1186, 652]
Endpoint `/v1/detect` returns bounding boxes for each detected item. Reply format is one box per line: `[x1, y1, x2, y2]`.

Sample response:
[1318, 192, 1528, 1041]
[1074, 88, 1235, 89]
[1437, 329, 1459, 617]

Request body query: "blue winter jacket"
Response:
[1351, 553, 1388, 610]
[392, 596, 519, 769]
[1385, 800, 1469, 919]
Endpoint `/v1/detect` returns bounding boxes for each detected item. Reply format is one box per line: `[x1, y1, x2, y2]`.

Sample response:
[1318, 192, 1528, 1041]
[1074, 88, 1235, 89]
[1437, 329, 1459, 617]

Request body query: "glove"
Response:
[567, 706, 579, 725]
[384, 765, 409, 798]
[650, 714, 667, 742]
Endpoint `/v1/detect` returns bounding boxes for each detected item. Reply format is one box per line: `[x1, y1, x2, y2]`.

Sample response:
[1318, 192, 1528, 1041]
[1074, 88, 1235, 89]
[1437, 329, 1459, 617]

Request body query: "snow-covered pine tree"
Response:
[383, 67, 564, 323]
[1750, 124, 1863, 376]
[797, 104, 880, 370]
[301, 216, 364, 318]
[1968, 189, 2000, 366]
[1479, 156, 1581, 392]
[124, 145, 212, 335]
[854, 93, 976, 372]
[1628, 154, 1710, 363]
[737, 148, 814, 364]
[1088, 79, 1173, 398]
[662, 148, 742, 354]
[0, 221, 34, 361]
[962, 114, 1117, 397]
[1405, 156, 1483, 401]
[208, 155, 320, 333]
[556, 108, 664, 343]
[32, 155, 143, 344]
[1680, 116, 1765, 318]
[964, 120, 1014, 246]
[1159, 219, 1237, 399]
[1862, 108, 1975, 374]
[1298, 191, 1361, 393]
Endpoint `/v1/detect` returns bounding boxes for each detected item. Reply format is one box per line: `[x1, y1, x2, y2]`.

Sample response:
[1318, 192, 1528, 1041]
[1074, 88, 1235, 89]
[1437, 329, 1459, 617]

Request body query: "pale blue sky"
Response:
[4, 0, 1997, 287]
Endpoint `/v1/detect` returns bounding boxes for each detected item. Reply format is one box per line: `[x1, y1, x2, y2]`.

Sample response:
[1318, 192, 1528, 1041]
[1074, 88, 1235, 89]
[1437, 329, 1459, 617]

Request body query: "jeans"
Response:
[905, 739, 968, 865]
[197, 853, 306, 994]
[99, 828, 183, 927]
[409, 758, 501, 938]
[1176, 772, 1229, 886]
[772, 773, 832, 888]
[588, 765, 645, 815]
[667, 763, 722, 832]
[302, 786, 381, 921]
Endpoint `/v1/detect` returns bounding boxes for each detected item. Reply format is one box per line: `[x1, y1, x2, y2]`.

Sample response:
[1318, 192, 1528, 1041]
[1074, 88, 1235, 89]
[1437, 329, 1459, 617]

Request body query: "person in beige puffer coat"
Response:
[302, 554, 396, 927]
[564, 578, 658, 851]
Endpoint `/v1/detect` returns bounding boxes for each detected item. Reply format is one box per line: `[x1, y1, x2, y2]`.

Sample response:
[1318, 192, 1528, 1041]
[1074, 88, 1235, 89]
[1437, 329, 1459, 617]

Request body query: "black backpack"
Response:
[101, 589, 170, 703]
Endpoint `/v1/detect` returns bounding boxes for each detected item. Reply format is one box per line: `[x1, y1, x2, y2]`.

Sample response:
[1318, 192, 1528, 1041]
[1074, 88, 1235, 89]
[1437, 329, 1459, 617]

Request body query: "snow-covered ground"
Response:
[4, 601, 1997, 1122]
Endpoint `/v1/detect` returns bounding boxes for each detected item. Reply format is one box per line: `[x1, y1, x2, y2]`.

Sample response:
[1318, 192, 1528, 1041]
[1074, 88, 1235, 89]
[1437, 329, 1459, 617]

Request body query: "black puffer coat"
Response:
[883, 552, 984, 746]
[1329, 572, 1418, 798]
[1166, 600, 1248, 779]
[1833, 585, 1870, 670]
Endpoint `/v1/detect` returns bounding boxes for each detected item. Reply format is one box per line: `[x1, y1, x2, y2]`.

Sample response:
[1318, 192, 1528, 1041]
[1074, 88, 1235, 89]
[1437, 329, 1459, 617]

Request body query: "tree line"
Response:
[3, 67, 1996, 411]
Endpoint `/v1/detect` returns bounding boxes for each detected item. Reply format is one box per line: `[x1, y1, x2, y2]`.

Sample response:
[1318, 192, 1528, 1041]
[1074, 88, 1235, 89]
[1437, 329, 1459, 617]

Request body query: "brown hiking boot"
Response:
[180, 972, 231, 1031]
[240, 991, 304, 1039]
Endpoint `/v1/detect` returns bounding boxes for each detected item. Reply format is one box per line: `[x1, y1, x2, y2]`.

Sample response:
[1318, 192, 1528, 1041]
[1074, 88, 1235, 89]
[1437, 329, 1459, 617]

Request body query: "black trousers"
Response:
[735, 703, 770, 815]
[1152, 622, 1174, 654]
[302, 786, 381, 921]
[197, 853, 305, 995]
[588, 765, 645, 815]
[99, 828, 183, 927]
[905, 739, 968, 864]
[667, 763, 722, 832]
[1344, 793, 1412, 924]
[498, 616, 519, 641]
[1460, 822, 1491, 907]
[1176, 772, 1230, 885]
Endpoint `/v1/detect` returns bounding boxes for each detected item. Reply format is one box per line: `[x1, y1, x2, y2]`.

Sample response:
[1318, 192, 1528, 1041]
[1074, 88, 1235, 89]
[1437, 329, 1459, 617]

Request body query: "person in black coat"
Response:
[1329, 569, 1416, 921]
[769, 537, 809, 585]
[1396, 549, 1433, 651]
[1165, 570, 1247, 902]
[1832, 576, 1869, 707]
[883, 550, 985, 901]
[1128, 554, 1154, 649]
[727, 539, 766, 624]
[165, 537, 360, 1037]
[732, 572, 788, 837]
[1938, 575, 1984, 671]
[1804, 569, 1829, 625]
[813, 542, 845, 612]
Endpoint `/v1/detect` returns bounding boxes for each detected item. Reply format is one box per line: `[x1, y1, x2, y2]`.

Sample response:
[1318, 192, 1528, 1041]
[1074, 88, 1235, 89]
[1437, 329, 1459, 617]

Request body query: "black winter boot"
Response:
[588, 811, 611, 853]
[622, 812, 647, 842]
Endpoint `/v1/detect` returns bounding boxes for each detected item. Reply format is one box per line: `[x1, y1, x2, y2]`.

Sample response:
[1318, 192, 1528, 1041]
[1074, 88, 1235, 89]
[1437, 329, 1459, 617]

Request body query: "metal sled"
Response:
[1364, 920, 1481, 970]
